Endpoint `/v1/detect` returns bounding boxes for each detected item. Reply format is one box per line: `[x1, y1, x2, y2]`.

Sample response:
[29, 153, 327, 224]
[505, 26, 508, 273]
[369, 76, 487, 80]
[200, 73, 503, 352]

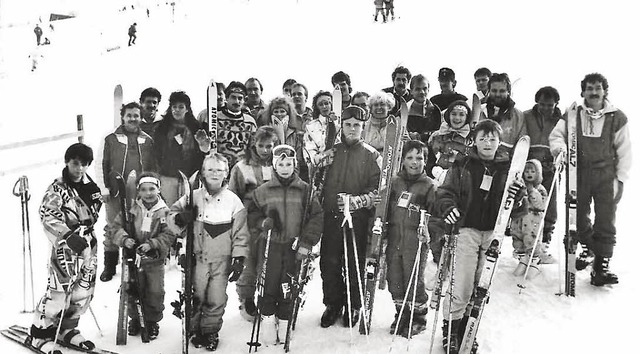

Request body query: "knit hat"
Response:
[524, 159, 543, 186]
[341, 105, 368, 122]
[444, 100, 471, 126]
[225, 81, 247, 97]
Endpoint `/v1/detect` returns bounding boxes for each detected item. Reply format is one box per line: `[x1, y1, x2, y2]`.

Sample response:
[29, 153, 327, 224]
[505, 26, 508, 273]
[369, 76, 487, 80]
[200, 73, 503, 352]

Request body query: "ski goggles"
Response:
[341, 105, 368, 122]
[272, 144, 297, 167]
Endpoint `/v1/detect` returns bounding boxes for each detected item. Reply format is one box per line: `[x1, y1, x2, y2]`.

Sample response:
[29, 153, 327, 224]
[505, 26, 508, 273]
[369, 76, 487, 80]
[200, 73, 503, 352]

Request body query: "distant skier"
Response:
[374, 0, 386, 22]
[128, 23, 137, 46]
[385, 0, 395, 20]
[34, 24, 43, 45]
[30, 143, 103, 354]
[28, 47, 44, 72]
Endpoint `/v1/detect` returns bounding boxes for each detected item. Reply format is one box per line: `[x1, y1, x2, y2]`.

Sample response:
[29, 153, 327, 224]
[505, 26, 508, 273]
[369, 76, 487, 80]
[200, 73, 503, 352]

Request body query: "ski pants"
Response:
[511, 212, 545, 257]
[320, 211, 368, 309]
[192, 257, 231, 335]
[128, 261, 165, 323]
[443, 228, 493, 321]
[102, 195, 121, 252]
[386, 243, 428, 307]
[33, 246, 97, 334]
[577, 167, 619, 258]
[256, 239, 297, 319]
[542, 166, 558, 241]
[235, 228, 258, 301]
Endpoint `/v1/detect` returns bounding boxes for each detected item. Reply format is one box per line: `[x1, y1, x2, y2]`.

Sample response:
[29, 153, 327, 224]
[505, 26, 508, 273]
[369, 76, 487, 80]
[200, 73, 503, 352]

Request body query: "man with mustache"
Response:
[383, 66, 413, 116]
[139, 87, 162, 136]
[549, 73, 631, 287]
[244, 78, 266, 120]
[478, 73, 527, 150]
[215, 81, 257, 168]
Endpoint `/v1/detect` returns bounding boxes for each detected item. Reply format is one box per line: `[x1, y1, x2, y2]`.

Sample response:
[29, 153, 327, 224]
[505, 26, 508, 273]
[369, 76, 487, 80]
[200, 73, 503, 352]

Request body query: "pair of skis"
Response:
[2, 325, 119, 354]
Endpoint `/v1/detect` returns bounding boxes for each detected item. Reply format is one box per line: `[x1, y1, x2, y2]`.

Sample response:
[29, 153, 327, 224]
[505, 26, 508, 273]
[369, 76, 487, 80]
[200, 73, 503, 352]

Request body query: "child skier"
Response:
[511, 159, 548, 277]
[246, 144, 323, 345]
[385, 140, 439, 337]
[170, 153, 250, 351]
[435, 120, 525, 354]
[30, 143, 103, 353]
[112, 172, 176, 339]
[228, 125, 280, 321]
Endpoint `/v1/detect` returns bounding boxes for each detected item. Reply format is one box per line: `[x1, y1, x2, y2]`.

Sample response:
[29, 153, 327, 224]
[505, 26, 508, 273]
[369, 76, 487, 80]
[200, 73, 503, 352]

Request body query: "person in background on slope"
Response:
[214, 81, 257, 168]
[257, 95, 297, 145]
[31, 143, 103, 353]
[549, 72, 631, 287]
[228, 126, 280, 321]
[196, 82, 227, 125]
[319, 106, 380, 328]
[139, 87, 163, 136]
[34, 23, 43, 45]
[169, 153, 250, 351]
[383, 66, 413, 116]
[478, 73, 527, 150]
[112, 172, 176, 340]
[523, 86, 562, 263]
[384, 0, 396, 20]
[99, 102, 156, 282]
[385, 140, 439, 338]
[331, 71, 353, 109]
[362, 91, 395, 153]
[128, 23, 137, 46]
[282, 78, 297, 97]
[374, 0, 386, 22]
[246, 144, 323, 345]
[472, 67, 492, 104]
[245, 78, 266, 120]
[29, 47, 44, 72]
[435, 120, 525, 354]
[430, 68, 468, 114]
[510, 159, 548, 278]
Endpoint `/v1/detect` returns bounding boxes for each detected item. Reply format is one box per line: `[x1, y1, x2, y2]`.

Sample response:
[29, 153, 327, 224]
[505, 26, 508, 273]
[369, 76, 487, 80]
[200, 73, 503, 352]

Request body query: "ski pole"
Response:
[406, 210, 429, 347]
[88, 305, 103, 337]
[388, 241, 421, 352]
[349, 226, 369, 338]
[248, 229, 271, 352]
[339, 194, 355, 343]
[446, 231, 458, 354]
[14, 176, 35, 313]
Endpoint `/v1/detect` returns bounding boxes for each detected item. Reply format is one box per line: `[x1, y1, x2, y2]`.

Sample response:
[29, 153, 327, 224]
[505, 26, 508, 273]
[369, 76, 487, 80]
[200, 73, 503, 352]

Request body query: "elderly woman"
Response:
[362, 91, 395, 152]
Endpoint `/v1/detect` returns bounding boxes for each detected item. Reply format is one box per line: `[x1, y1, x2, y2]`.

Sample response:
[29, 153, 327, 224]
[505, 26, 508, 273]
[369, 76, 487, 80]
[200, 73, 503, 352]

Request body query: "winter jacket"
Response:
[434, 149, 513, 231]
[362, 117, 390, 152]
[479, 98, 527, 149]
[228, 151, 273, 206]
[549, 100, 632, 183]
[524, 105, 562, 170]
[112, 198, 176, 264]
[302, 115, 336, 166]
[430, 92, 468, 113]
[428, 124, 472, 170]
[386, 171, 438, 256]
[153, 115, 205, 178]
[383, 87, 412, 115]
[322, 140, 381, 214]
[247, 175, 323, 249]
[407, 99, 442, 144]
[170, 187, 250, 262]
[214, 108, 257, 168]
[101, 126, 156, 193]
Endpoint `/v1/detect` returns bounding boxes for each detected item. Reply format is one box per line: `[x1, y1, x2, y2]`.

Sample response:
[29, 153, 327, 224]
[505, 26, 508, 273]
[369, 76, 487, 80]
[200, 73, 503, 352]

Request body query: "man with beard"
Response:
[99, 102, 157, 282]
[245, 78, 266, 120]
[430, 68, 468, 113]
[549, 73, 631, 287]
[523, 86, 562, 260]
[383, 66, 412, 115]
[319, 106, 381, 328]
[215, 82, 257, 168]
[331, 71, 353, 110]
[472, 67, 491, 104]
[478, 73, 527, 150]
[139, 87, 162, 136]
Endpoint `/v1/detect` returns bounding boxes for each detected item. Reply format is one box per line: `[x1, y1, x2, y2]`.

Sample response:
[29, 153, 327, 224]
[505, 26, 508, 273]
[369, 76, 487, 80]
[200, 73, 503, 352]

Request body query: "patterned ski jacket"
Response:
[100, 126, 156, 193]
[428, 124, 472, 170]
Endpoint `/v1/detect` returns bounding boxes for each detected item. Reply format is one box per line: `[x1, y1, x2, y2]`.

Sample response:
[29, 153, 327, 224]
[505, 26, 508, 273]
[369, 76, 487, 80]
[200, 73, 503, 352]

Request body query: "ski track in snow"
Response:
[0, 0, 638, 353]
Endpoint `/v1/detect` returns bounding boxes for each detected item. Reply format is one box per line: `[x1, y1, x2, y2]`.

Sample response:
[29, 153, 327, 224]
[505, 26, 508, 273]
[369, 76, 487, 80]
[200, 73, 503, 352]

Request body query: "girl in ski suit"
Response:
[31, 143, 103, 353]
[247, 144, 323, 345]
[385, 140, 440, 338]
[112, 172, 176, 339]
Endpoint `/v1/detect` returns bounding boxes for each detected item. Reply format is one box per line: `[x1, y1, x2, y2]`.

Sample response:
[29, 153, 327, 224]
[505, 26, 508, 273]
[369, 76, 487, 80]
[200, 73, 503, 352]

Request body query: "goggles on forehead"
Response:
[272, 144, 296, 160]
[137, 176, 160, 188]
[341, 105, 368, 121]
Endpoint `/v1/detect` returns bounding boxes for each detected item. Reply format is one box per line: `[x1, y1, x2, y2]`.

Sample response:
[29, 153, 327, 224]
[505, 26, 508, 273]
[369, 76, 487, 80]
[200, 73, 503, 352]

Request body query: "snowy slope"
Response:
[0, 0, 638, 353]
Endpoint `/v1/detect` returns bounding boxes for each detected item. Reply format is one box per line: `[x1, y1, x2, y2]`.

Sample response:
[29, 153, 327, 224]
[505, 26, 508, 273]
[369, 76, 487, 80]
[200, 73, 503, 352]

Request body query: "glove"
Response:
[260, 209, 281, 232]
[228, 256, 245, 282]
[443, 207, 460, 225]
[65, 231, 89, 254]
[136, 243, 151, 254]
[123, 237, 136, 249]
[337, 193, 373, 212]
[175, 205, 198, 228]
[507, 179, 525, 199]
[296, 245, 311, 261]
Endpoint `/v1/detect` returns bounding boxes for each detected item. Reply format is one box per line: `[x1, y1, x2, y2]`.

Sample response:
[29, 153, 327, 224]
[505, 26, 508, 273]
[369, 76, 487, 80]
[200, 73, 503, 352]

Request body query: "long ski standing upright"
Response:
[208, 80, 218, 152]
[564, 102, 579, 297]
[458, 136, 530, 354]
[114, 84, 123, 129]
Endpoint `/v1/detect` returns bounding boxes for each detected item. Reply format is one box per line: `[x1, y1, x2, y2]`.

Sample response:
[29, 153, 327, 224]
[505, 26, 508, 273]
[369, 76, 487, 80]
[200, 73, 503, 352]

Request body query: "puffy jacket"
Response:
[169, 187, 249, 262]
[102, 126, 156, 192]
[524, 105, 562, 170]
[479, 99, 527, 149]
[228, 151, 273, 207]
[153, 115, 205, 178]
[247, 175, 323, 249]
[112, 198, 176, 264]
[428, 125, 472, 169]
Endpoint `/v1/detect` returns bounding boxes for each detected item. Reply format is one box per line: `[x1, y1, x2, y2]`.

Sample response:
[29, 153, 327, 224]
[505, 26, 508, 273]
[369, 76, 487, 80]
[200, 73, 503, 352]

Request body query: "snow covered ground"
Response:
[0, 0, 638, 353]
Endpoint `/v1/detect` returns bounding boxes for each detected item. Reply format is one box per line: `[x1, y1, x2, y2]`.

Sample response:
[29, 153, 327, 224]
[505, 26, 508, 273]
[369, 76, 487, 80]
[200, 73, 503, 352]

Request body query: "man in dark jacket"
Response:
[383, 66, 413, 115]
[430, 68, 468, 112]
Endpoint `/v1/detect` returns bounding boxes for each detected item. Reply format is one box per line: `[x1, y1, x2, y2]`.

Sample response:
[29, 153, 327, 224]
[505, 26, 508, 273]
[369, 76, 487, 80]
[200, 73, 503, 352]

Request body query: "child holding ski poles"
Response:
[385, 139, 441, 338]
[112, 172, 176, 339]
[246, 144, 323, 346]
[434, 120, 525, 354]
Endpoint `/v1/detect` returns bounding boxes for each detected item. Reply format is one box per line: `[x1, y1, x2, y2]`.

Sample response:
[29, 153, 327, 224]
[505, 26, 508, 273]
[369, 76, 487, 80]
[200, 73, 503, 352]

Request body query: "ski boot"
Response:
[60, 328, 95, 350]
[459, 316, 479, 354]
[513, 255, 541, 278]
[147, 321, 159, 340]
[128, 318, 141, 336]
[575, 245, 594, 271]
[442, 319, 460, 354]
[239, 297, 257, 322]
[205, 332, 219, 351]
[29, 325, 62, 354]
[99, 250, 119, 282]
[389, 305, 409, 334]
[342, 307, 360, 328]
[191, 332, 207, 348]
[320, 305, 342, 328]
[590, 255, 619, 286]
[400, 307, 428, 338]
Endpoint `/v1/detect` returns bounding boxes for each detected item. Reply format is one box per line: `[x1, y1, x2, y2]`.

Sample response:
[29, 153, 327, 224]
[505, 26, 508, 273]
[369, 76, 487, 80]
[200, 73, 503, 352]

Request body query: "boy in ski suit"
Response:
[385, 140, 440, 337]
[98, 101, 156, 282]
[511, 159, 548, 277]
[228, 126, 280, 321]
[549, 72, 631, 286]
[247, 144, 323, 345]
[112, 172, 176, 339]
[435, 120, 524, 354]
[319, 106, 381, 328]
[31, 143, 103, 353]
[170, 153, 250, 351]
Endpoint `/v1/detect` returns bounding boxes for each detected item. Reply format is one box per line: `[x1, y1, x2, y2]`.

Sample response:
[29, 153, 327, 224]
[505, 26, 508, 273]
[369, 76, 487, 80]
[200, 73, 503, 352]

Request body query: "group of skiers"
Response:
[26, 67, 630, 354]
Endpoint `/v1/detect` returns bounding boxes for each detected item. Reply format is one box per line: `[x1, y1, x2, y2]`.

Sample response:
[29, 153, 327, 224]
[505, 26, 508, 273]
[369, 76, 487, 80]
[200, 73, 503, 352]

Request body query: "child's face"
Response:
[65, 158, 88, 182]
[202, 159, 228, 190]
[523, 164, 537, 183]
[402, 148, 425, 176]
[274, 158, 295, 179]
[138, 183, 160, 203]
[449, 106, 467, 129]
[474, 131, 500, 160]
[255, 138, 275, 161]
